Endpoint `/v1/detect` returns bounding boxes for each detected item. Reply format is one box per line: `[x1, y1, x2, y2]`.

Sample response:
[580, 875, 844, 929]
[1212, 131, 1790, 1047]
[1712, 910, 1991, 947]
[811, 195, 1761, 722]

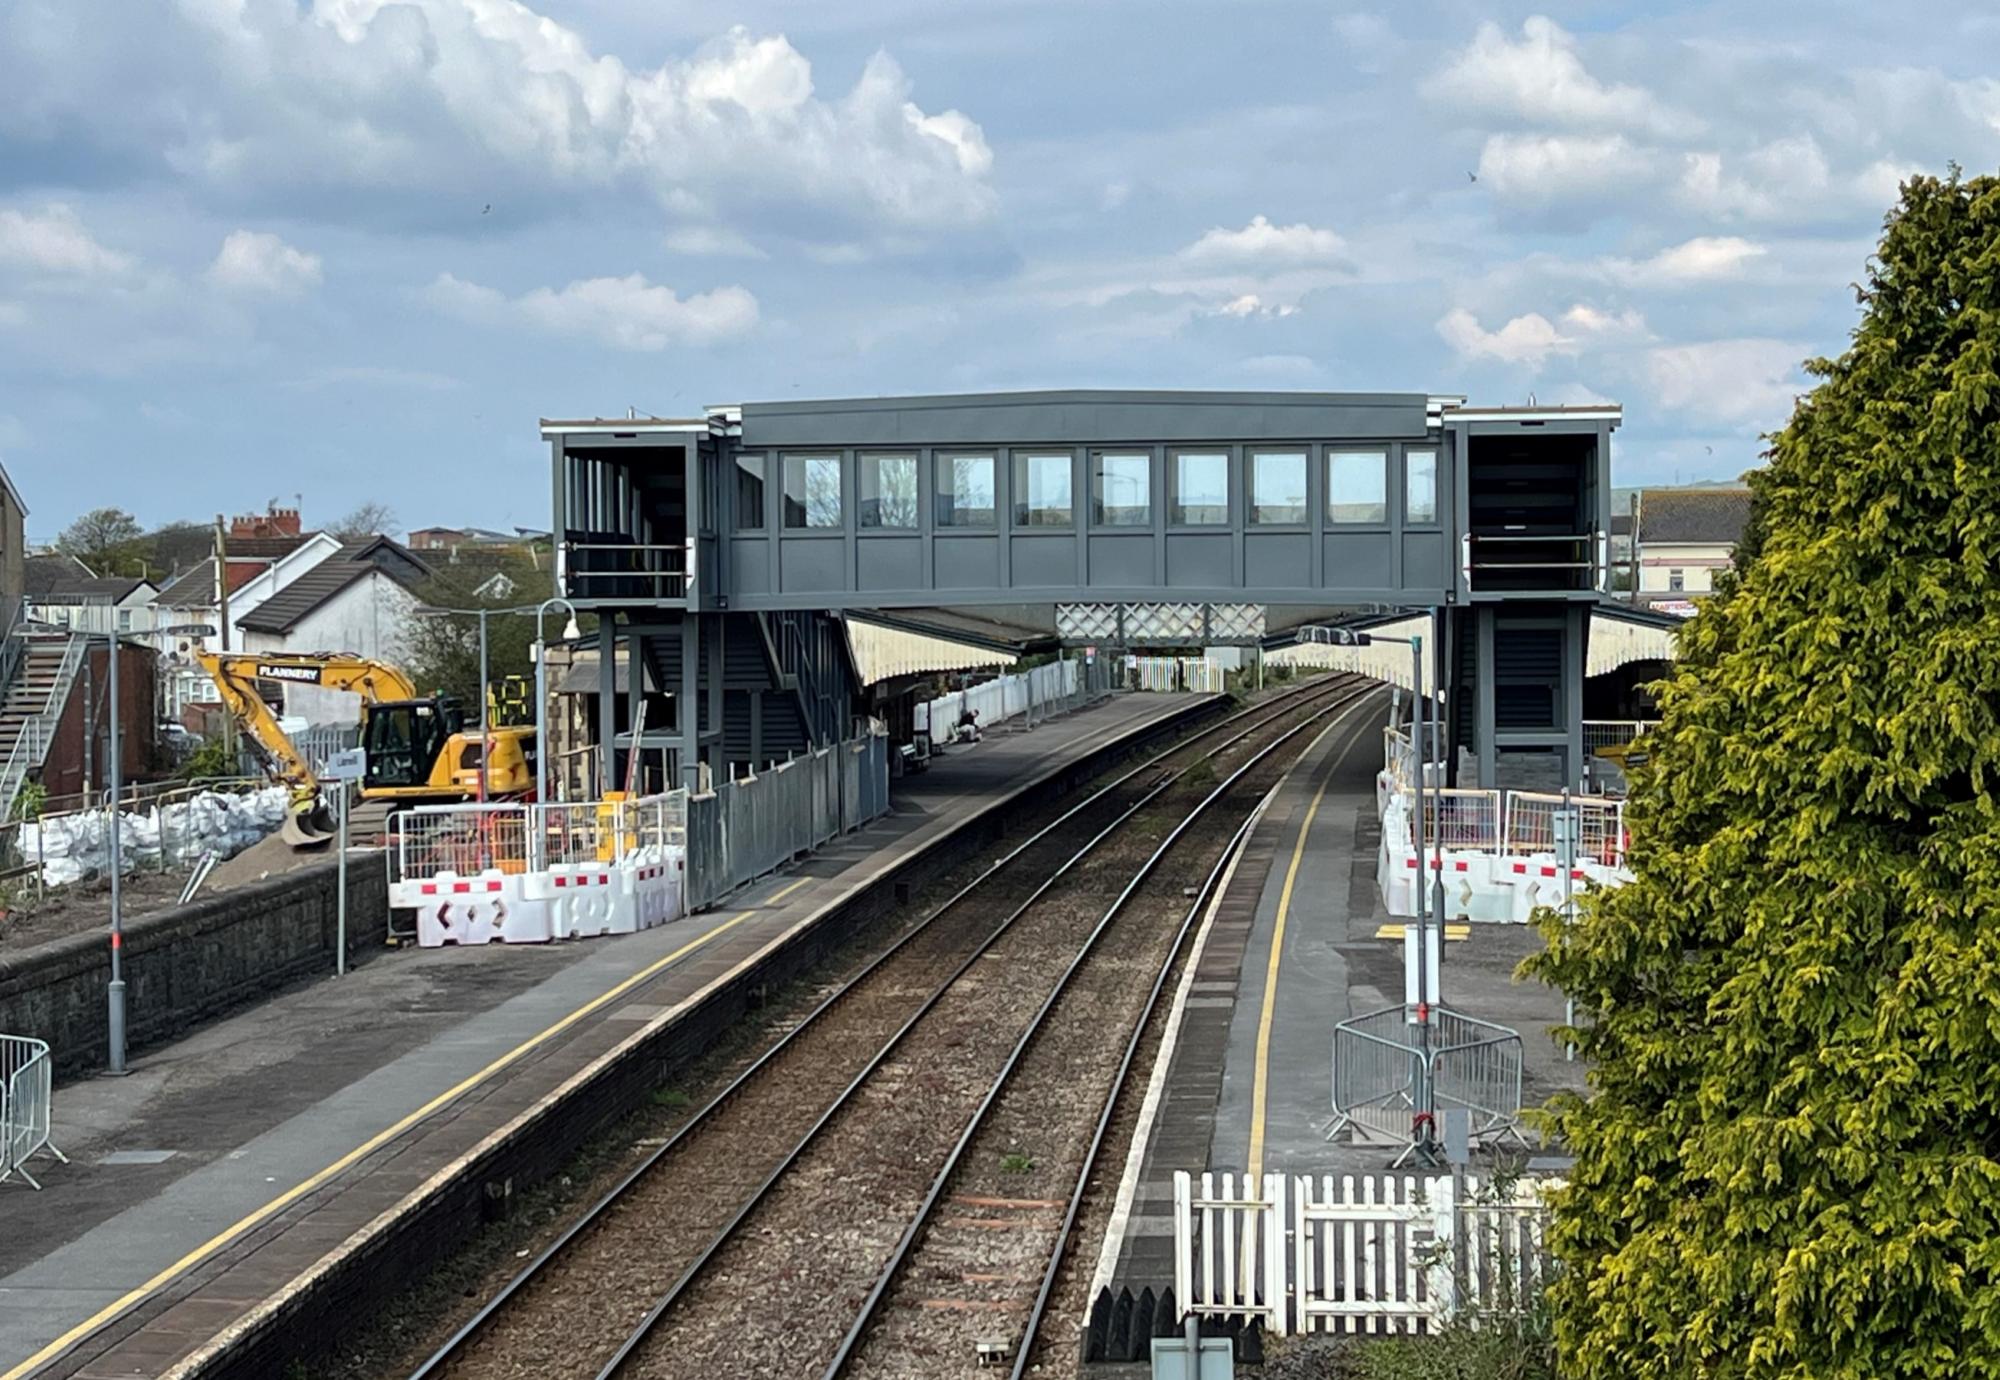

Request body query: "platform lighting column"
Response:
[106, 631, 126, 1076]
[534, 597, 582, 807]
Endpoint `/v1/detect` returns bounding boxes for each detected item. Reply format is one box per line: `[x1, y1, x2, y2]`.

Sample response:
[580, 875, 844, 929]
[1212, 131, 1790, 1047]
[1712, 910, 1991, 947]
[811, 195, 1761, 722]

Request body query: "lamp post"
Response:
[105, 629, 126, 1075]
[1304, 619, 1442, 1158]
[414, 601, 567, 803]
[534, 597, 582, 805]
[19, 616, 208, 1077]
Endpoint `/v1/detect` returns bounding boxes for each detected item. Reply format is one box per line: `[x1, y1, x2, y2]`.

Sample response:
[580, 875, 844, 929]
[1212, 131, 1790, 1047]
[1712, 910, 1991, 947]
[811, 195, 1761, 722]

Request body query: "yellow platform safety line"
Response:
[0, 876, 812, 1380]
[1375, 923, 1472, 942]
[1245, 763, 1338, 1185]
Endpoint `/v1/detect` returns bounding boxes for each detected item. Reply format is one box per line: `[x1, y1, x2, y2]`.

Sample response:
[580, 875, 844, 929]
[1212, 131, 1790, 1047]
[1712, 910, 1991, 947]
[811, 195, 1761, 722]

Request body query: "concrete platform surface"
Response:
[0, 692, 1208, 1380]
[1108, 692, 1585, 1290]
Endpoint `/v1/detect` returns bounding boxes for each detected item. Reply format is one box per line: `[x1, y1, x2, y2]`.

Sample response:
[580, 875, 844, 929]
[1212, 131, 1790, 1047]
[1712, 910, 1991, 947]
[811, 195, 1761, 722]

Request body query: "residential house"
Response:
[1632, 487, 1753, 607]
[153, 530, 343, 716]
[24, 554, 160, 637]
[235, 538, 433, 724]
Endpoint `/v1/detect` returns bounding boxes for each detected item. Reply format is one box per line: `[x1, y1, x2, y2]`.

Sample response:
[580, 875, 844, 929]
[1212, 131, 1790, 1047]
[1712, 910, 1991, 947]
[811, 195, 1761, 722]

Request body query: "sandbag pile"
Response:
[19, 787, 291, 887]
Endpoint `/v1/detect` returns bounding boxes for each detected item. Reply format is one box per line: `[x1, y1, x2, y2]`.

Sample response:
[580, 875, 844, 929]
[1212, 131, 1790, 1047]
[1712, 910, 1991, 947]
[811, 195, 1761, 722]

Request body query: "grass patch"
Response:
[650, 1088, 691, 1109]
[1000, 1151, 1034, 1175]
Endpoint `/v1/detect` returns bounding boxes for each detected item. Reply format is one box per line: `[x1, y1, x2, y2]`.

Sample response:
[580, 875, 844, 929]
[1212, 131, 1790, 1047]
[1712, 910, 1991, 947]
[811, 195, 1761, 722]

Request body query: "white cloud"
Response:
[1645, 338, 1806, 425]
[1183, 215, 1347, 267]
[1672, 135, 1900, 222]
[1213, 294, 1299, 320]
[208, 230, 322, 294]
[1437, 303, 1646, 367]
[0, 204, 134, 276]
[13, 4, 997, 235]
[1623, 235, 1768, 283]
[1428, 17, 1693, 137]
[663, 226, 768, 259]
[1473, 133, 1656, 207]
[425, 271, 758, 351]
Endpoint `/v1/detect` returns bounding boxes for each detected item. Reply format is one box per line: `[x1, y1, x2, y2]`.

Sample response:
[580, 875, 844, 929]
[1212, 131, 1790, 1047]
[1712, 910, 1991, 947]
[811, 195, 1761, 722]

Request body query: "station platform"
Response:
[1104, 694, 1585, 1290]
[0, 692, 1214, 1380]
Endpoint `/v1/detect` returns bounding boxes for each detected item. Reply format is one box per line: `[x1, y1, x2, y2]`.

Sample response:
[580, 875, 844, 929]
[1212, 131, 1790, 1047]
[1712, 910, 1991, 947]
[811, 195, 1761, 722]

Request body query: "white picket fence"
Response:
[1173, 1170, 1552, 1336]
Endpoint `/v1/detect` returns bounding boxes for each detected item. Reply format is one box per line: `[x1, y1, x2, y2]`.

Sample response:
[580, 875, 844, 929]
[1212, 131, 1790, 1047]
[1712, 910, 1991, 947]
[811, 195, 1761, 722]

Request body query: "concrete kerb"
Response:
[57, 694, 1230, 1380]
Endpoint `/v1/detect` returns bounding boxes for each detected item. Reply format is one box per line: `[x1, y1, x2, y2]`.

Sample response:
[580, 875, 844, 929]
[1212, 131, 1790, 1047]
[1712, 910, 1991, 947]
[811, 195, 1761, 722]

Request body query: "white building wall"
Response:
[1637, 540, 1734, 593]
[241, 574, 422, 725]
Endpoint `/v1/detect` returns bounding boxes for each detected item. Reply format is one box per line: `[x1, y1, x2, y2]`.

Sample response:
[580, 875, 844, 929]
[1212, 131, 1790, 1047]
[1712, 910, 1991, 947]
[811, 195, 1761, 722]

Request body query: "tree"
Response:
[399, 553, 559, 711]
[56, 507, 143, 572]
[329, 501, 397, 542]
[1527, 170, 2000, 1378]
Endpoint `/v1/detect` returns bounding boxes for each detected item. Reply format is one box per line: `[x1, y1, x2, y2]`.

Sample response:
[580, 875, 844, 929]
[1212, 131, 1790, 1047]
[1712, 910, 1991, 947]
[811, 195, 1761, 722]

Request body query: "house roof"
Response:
[235, 539, 431, 634]
[226, 534, 317, 559]
[1636, 488, 1753, 545]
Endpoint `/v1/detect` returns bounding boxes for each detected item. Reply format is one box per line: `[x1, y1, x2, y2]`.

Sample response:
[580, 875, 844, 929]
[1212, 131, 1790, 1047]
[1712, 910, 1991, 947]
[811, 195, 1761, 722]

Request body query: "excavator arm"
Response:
[195, 651, 422, 845]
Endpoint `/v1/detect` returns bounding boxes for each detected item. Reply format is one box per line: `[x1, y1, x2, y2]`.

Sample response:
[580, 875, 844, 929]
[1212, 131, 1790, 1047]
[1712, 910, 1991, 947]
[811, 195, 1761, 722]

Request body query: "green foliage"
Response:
[649, 1088, 690, 1108]
[1526, 171, 2000, 1377]
[1000, 1151, 1033, 1174]
[177, 737, 236, 781]
[401, 556, 561, 709]
[12, 780, 46, 822]
[55, 506, 145, 575]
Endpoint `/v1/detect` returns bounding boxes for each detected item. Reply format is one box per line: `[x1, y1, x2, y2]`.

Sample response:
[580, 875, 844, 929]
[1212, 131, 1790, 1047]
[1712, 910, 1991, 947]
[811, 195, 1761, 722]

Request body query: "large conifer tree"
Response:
[1531, 171, 2000, 1378]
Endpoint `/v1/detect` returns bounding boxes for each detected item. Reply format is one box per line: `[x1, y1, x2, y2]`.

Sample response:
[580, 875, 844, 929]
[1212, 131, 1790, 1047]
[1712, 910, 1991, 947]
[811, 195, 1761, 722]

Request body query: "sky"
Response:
[2, 1, 1996, 542]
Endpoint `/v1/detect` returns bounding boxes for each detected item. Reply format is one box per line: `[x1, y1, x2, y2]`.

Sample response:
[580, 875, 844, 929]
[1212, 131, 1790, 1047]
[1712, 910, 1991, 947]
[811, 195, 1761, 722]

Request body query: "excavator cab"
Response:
[362, 698, 465, 790]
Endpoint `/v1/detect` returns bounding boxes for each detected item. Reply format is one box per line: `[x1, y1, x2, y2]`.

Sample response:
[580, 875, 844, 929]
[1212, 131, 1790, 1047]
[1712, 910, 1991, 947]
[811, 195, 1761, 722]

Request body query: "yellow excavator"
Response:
[196, 651, 537, 847]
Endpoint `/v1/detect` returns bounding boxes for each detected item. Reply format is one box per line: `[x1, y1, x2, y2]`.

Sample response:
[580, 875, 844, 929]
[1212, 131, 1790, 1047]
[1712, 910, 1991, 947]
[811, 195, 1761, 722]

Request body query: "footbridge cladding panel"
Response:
[542, 390, 1626, 790]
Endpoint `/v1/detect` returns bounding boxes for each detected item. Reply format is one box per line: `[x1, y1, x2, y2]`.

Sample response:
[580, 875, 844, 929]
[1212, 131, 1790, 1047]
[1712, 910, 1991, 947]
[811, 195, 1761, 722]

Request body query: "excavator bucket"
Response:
[281, 800, 337, 849]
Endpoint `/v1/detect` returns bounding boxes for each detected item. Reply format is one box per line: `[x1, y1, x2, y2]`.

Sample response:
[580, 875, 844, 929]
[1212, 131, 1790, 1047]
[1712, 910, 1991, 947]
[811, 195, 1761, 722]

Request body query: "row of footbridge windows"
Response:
[730, 447, 1440, 533]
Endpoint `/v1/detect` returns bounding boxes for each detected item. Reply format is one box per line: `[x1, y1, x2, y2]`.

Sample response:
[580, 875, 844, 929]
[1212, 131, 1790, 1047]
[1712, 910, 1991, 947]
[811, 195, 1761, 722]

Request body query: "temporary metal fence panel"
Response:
[392, 802, 531, 884]
[1330, 1005, 1525, 1152]
[0, 1034, 65, 1190]
[1172, 1171, 1290, 1335]
[1503, 792, 1626, 865]
[1428, 1010, 1528, 1145]
[1421, 789, 1504, 852]
[1580, 719, 1658, 753]
[1329, 1005, 1422, 1145]
[1169, 1170, 1555, 1335]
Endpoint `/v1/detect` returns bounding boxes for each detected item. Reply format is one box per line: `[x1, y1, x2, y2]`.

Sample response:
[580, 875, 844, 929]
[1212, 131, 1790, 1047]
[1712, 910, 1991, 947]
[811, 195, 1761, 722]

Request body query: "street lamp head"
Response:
[561, 615, 582, 641]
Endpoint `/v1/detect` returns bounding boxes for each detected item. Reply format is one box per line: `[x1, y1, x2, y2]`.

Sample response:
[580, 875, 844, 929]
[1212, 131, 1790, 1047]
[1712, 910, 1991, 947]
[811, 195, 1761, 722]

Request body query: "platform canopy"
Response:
[844, 614, 1017, 686]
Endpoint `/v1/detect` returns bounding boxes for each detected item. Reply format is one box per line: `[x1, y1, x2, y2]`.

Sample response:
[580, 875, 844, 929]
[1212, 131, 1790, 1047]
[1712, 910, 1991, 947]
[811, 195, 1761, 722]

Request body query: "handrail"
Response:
[0, 635, 86, 819]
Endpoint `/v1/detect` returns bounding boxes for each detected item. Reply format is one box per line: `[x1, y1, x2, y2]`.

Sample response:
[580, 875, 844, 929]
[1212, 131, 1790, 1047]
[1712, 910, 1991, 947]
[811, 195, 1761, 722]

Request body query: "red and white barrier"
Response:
[392, 870, 553, 946]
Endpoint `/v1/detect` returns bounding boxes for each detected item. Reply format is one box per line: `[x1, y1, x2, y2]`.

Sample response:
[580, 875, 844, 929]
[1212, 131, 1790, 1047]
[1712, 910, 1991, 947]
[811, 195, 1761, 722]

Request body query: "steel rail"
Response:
[818, 685, 1379, 1379]
[404, 674, 1356, 1380]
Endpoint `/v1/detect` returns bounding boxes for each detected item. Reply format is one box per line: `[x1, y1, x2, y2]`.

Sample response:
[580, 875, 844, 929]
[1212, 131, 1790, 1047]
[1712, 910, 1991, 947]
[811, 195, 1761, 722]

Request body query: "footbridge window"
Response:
[1250, 449, 1308, 525]
[1406, 448, 1438, 524]
[1014, 451, 1074, 527]
[859, 453, 918, 529]
[1328, 449, 1388, 524]
[935, 453, 996, 527]
[783, 453, 843, 529]
[1093, 451, 1152, 527]
[1171, 450, 1229, 525]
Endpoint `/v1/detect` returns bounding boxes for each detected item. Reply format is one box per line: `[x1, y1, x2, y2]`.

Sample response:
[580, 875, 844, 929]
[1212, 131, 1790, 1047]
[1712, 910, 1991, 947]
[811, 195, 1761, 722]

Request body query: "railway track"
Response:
[405, 675, 1374, 1380]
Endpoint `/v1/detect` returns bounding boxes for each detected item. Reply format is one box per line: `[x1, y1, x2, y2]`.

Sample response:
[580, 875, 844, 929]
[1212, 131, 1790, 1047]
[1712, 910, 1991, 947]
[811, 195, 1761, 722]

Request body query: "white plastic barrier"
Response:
[398, 870, 551, 947]
[534, 863, 627, 939]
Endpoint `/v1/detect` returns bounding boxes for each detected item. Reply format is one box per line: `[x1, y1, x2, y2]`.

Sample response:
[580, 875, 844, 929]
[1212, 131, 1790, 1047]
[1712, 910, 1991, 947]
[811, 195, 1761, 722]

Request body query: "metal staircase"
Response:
[0, 634, 87, 815]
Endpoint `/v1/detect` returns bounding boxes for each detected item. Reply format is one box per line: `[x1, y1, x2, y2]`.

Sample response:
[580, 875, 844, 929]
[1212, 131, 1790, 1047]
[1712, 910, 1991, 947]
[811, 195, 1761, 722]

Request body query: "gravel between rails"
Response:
[838, 689, 1381, 1380]
[612, 692, 1350, 1380]
[417, 681, 1348, 1380]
